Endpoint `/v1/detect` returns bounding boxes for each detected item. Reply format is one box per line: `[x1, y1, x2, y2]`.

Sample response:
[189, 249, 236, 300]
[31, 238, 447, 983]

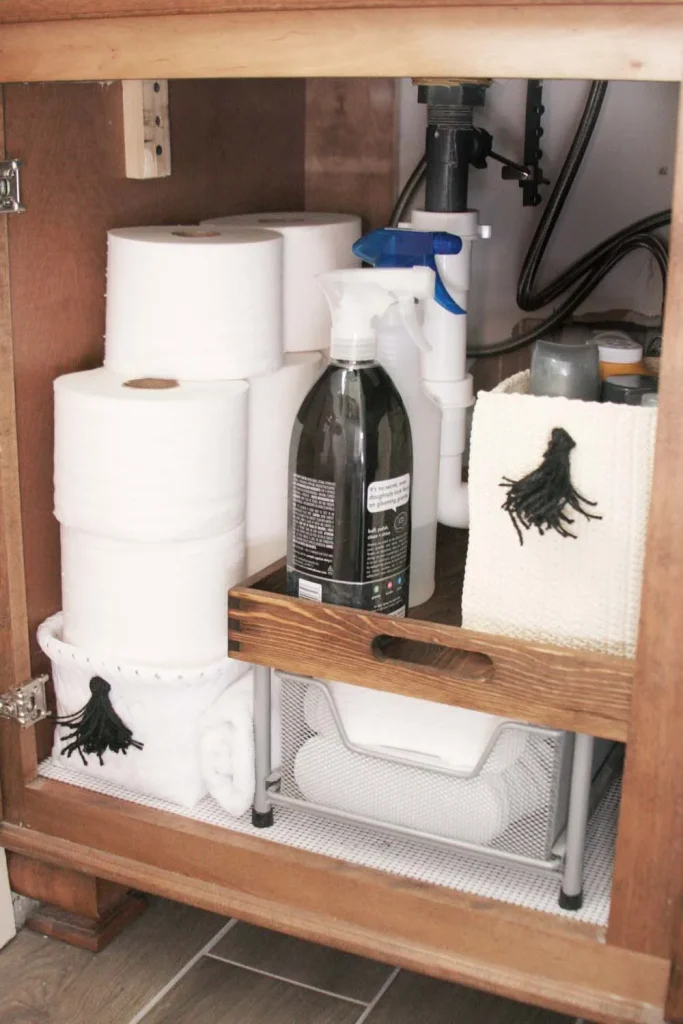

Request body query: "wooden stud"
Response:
[121, 79, 171, 179]
[0, 7, 681, 84]
[607, 84, 683, 961]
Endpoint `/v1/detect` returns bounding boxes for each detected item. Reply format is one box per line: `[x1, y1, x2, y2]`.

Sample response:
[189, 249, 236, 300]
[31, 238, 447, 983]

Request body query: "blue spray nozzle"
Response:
[352, 228, 465, 315]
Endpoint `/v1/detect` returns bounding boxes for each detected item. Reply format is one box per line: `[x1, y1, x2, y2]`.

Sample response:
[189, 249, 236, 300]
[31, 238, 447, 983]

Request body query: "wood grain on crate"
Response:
[0, 7, 681, 83]
[0, 781, 672, 1024]
[229, 529, 633, 741]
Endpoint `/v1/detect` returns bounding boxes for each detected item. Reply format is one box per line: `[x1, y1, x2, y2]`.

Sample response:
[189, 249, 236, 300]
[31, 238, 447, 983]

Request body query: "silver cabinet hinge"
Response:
[0, 160, 25, 214]
[0, 676, 49, 727]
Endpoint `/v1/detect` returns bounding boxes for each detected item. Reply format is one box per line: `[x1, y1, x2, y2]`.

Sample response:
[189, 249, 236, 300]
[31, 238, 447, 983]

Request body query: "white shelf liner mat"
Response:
[38, 758, 617, 927]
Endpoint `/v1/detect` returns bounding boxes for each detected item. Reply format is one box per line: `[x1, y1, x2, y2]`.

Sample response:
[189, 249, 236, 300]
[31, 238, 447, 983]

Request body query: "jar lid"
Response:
[595, 332, 643, 364]
[603, 374, 658, 405]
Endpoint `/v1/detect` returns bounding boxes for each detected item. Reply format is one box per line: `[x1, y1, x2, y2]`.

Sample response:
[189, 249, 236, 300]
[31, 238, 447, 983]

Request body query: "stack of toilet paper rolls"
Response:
[54, 371, 250, 669]
[56, 224, 287, 672]
[45, 215, 360, 807]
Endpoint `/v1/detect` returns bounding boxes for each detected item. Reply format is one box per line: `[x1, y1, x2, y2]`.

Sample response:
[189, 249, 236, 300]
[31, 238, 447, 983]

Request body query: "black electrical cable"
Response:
[390, 81, 670, 358]
[470, 79, 670, 355]
[468, 233, 668, 356]
[389, 155, 426, 227]
[517, 208, 671, 311]
[517, 81, 608, 310]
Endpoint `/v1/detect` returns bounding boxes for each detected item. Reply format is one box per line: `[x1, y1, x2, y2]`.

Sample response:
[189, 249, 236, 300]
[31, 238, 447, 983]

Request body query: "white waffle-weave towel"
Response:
[462, 371, 657, 657]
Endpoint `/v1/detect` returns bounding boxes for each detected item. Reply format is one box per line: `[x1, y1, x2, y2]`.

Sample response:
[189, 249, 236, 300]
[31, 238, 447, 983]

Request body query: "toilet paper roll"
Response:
[246, 352, 324, 575]
[202, 213, 361, 352]
[105, 225, 283, 380]
[61, 523, 246, 669]
[54, 369, 248, 541]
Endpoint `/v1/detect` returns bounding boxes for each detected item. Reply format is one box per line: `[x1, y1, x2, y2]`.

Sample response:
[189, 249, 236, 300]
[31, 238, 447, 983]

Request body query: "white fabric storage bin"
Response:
[463, 370, 657, 658]
[38, 612, 248, 809]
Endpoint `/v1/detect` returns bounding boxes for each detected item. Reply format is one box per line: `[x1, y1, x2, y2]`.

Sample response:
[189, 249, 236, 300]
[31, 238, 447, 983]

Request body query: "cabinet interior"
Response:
[0, 62, 679, 1022]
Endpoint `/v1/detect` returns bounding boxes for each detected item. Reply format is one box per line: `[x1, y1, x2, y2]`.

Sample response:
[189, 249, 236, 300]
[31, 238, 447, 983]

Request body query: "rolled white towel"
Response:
[294, 734, 514, 845]
[303, 682, 523, 773]
[200, 669, 282, 818]
[200, 674, 255, 817]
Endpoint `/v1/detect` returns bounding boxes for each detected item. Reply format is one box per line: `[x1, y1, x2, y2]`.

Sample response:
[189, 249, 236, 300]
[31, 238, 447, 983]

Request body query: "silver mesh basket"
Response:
[277, 674, 570, 864]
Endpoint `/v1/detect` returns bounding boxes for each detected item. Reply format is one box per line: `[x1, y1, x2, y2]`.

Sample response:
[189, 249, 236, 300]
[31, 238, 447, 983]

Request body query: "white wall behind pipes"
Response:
[398, 79, 678, 348]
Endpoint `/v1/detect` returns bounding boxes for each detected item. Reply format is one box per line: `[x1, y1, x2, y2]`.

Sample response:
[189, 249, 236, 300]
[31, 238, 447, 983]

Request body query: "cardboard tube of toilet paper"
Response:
[202, 213, 361, 353]
[104, 225, 284, 379]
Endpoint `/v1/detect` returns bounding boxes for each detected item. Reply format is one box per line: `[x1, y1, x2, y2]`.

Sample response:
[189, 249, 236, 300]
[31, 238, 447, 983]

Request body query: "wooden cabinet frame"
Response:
[1, 6, 682, 1021]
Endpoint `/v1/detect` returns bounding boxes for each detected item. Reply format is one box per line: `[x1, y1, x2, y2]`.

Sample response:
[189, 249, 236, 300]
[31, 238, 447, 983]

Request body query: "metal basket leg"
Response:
[252, 664, 274, 828]
[559, 733, 594, 910]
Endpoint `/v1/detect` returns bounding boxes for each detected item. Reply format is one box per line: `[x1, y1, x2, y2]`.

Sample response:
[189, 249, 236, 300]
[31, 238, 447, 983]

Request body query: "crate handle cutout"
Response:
[372, 635, 495, 681]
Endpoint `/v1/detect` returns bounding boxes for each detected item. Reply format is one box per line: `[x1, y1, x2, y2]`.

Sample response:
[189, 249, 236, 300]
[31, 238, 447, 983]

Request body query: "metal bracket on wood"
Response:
[0, 676, 49, 727]
[0, 159, 25, 214]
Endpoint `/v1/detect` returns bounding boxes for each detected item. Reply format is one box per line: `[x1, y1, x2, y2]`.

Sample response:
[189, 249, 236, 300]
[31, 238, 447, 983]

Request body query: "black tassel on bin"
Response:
[500, 427, 601, 546]
[58, 676, 144, 766]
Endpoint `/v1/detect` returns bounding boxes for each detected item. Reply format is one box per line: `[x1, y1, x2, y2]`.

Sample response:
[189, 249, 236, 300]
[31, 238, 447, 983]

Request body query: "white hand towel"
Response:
[462, 370, 657, 657]
[200, 674, 255, 818]
[200, 670, 282, 818]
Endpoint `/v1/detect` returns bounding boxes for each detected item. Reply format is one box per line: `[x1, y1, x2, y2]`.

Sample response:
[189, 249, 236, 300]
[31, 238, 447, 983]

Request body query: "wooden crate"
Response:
[229, 527, 634, 742]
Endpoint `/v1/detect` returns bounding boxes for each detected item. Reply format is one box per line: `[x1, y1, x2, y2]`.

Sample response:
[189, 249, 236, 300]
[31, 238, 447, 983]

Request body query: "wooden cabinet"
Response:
[0, 6, 682, 1022]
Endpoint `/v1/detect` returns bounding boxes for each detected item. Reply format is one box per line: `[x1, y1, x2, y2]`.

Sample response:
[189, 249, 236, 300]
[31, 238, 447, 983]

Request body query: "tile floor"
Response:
[0, 897, 582, 1024]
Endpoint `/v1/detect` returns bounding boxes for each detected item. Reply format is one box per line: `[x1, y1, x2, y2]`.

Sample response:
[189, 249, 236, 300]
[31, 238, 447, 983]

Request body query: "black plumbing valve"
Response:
[417, 82, 490, 214]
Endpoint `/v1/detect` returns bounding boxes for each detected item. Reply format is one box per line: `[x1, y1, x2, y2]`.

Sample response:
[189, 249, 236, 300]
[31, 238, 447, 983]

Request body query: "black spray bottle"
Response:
[287, 267, 435, 616]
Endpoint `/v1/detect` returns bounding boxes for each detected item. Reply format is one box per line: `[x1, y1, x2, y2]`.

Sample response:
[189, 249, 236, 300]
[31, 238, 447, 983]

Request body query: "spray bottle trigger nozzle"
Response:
[398, 297, 431, 353]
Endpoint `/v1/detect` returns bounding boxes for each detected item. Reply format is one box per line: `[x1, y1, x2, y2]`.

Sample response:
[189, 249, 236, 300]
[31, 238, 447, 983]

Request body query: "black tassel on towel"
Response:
[500, 427, 601, 546]
[58, 676, 144, 766]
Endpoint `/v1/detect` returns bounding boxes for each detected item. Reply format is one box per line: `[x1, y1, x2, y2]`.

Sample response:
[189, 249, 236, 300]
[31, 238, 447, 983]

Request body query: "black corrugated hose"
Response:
[389, 81, 670, 357]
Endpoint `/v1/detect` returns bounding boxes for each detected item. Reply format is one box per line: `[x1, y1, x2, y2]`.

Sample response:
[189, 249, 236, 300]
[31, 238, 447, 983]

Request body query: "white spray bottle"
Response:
[287, 267, 435, 616]
[376, 308, 441, 608]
